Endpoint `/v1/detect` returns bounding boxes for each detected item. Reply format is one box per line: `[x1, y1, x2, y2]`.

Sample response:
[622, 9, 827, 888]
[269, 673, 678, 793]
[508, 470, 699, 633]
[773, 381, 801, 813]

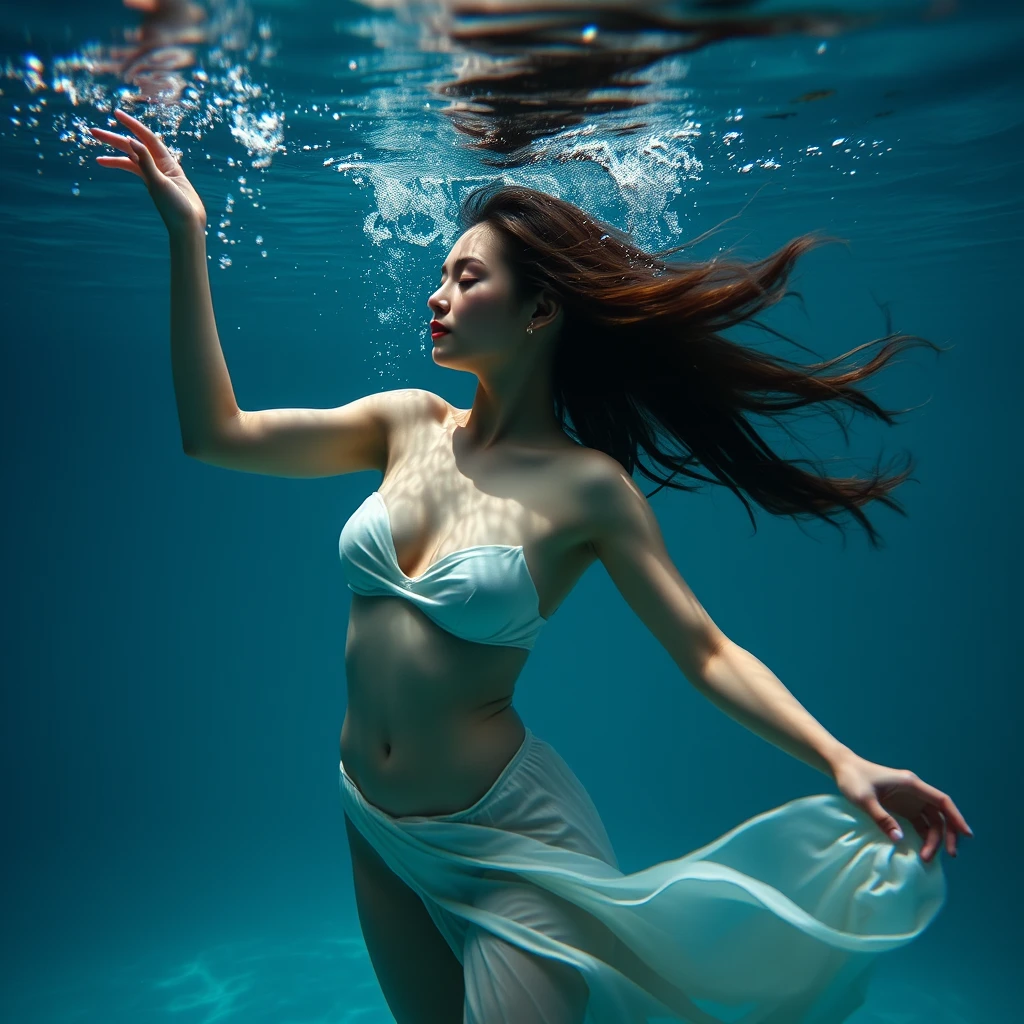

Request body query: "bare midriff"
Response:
[339, 591, 532, 818]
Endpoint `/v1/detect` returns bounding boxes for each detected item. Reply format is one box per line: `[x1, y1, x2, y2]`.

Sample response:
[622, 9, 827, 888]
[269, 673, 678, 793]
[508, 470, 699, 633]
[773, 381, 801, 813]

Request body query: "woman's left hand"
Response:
[831, 754, 973, 863]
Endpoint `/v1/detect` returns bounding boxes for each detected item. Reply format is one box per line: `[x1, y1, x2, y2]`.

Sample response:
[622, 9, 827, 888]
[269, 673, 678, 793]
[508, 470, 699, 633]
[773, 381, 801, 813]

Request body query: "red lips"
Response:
[430, 320, 450, 336]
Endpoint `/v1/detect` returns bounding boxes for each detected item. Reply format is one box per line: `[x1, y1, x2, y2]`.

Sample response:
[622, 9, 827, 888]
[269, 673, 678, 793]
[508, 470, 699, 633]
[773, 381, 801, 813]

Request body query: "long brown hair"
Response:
[459, 182, 941, 547]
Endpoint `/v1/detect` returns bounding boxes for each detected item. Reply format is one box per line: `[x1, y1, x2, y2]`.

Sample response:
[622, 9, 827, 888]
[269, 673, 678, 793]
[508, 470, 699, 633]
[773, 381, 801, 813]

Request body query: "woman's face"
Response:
[426, 221, 546, 372]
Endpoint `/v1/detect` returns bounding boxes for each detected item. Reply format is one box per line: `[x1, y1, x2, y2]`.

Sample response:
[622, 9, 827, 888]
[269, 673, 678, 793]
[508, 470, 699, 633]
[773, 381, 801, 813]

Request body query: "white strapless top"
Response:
[338, 491, 547, 650]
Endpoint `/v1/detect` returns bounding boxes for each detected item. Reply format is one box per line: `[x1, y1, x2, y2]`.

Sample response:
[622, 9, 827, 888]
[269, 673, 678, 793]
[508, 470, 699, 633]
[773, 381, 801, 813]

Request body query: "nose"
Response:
[427, 289, 447, 316]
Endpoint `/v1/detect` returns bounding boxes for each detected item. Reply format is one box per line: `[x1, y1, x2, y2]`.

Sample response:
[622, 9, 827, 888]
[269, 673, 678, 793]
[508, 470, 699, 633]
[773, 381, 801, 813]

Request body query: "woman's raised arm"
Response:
[89, 109, 391, 478]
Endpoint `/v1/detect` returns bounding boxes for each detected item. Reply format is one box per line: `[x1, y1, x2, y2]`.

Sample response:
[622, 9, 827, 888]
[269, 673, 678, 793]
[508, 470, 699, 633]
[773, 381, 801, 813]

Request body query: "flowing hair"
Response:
[458, 182, 942, 547]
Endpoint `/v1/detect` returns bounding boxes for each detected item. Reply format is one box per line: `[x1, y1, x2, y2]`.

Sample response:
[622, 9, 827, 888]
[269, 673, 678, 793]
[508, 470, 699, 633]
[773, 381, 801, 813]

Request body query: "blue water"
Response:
[1, 0, 1020, 1020]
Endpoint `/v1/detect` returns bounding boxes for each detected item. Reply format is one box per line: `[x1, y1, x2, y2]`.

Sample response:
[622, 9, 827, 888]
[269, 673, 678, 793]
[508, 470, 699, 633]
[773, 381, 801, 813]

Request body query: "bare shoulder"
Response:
[563, 446, 642, 511]
[377, 387, 448, 439]
[562, 447, 659, 553]
[379, 387, 448, 423]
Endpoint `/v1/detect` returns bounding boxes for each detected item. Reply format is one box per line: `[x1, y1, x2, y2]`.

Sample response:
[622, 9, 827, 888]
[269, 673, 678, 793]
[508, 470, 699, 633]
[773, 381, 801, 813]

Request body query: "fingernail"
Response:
[890, 827, 903, 842]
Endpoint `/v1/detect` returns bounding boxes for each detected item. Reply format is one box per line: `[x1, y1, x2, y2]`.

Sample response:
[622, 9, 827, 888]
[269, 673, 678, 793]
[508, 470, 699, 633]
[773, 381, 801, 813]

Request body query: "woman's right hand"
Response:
[89, 109, 207, 234]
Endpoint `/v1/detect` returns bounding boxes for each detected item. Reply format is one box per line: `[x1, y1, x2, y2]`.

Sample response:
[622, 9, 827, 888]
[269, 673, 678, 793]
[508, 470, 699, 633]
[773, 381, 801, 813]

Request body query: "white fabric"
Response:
[338, 728, 945, 1024]
[338, 491, 546, 650]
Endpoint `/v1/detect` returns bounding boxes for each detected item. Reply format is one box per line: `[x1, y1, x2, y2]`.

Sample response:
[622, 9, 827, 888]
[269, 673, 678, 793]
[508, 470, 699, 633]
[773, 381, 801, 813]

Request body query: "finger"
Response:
[908, 811, 930, 844]
[126, 137, 157, 177]
[95, 155, 144, 179]
[918, 806, 944, 863]
[113, 108, 171, 157]
[907, 776, 972, 838]
[864, 797, 904, 844]
[941, 808, 959, 858]
[89, 126, 137, 157]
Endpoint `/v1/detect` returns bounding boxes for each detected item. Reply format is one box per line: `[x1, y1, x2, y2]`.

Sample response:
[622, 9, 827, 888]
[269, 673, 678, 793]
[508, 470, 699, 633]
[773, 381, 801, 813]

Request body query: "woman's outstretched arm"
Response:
[90, 110, 229, 452]
[581, 450, 973, 863]
[89, 109, 393, 478]
[167, 220, 238, 455]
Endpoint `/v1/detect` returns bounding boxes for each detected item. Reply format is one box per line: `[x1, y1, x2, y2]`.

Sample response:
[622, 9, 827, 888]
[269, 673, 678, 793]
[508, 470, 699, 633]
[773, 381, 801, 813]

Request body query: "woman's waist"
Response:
[340, 704, 527, 818]
[343, 616, 528, 726]
[345, 594, 531, 679]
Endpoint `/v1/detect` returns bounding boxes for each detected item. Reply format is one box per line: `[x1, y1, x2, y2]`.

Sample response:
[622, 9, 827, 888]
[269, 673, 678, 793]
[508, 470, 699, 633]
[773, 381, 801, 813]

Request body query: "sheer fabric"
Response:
[339, 728, 945, 1024]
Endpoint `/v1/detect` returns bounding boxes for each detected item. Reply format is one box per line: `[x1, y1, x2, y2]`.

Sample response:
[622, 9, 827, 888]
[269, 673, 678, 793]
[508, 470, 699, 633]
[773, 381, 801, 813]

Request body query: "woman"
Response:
[91, 109, 971, 1024]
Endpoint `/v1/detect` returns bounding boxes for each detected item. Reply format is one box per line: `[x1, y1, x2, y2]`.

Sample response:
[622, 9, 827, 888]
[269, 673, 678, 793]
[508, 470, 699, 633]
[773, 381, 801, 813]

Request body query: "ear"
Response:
[531, 290, 562, 329]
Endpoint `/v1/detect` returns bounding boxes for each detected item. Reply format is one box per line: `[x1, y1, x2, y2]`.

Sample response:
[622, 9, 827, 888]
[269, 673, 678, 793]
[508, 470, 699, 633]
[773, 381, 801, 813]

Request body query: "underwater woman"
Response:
[91, 108, 971, 1024]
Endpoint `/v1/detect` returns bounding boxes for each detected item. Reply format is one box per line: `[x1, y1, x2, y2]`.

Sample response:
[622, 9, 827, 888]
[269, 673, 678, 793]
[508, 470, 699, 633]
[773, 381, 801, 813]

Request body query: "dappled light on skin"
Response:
[2, 2, 999, 1022]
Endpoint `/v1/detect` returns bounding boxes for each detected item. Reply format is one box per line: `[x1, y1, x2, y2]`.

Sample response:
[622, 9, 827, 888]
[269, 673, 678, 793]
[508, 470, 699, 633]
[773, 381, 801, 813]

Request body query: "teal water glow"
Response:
[1, 1, 1019, 1020]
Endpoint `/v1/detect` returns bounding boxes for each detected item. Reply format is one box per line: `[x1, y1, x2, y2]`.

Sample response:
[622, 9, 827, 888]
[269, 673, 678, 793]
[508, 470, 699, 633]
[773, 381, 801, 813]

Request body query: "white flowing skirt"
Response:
[338, 727, 945, 1024]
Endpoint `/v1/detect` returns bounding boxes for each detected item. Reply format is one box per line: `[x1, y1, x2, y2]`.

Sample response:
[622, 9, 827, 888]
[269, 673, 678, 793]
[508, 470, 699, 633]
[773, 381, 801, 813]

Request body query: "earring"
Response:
[526, 323, 534, 334]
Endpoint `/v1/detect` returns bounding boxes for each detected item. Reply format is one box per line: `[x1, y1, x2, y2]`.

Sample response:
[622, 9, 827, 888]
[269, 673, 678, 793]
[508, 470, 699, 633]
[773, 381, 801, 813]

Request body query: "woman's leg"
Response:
[462, 880, 611, 1024]
[463, 928, 589, 1024]
[345, 813, 465, 1024]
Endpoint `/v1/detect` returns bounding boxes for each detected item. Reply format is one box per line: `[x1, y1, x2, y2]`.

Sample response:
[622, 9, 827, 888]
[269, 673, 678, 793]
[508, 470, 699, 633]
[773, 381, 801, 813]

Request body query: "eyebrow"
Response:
[439, 255, 485, 275]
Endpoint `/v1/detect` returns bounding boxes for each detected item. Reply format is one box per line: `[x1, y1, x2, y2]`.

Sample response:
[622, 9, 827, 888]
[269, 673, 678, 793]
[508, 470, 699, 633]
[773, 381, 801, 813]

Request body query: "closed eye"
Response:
[437, 275, 479, 288]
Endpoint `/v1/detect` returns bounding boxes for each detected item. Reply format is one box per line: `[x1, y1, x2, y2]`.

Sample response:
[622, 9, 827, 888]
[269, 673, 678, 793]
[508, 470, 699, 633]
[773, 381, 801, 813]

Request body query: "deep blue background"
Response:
[1, 1, 1020, 1020]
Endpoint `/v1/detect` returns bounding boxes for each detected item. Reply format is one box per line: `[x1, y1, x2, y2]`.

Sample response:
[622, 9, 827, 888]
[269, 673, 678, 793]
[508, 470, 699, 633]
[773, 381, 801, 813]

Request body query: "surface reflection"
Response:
[357, 0, 954, 165]
[65, 0, 257, 106]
